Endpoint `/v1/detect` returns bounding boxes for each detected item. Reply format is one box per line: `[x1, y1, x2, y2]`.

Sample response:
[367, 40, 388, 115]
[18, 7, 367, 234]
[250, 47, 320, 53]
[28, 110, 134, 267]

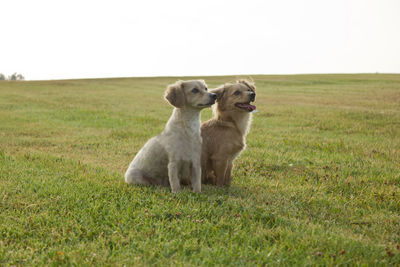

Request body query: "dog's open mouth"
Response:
[235, 102, 256, 112]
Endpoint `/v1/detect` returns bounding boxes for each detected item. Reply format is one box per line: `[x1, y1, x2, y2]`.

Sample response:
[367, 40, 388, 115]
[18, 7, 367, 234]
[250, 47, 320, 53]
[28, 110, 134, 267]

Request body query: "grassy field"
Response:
[0, 74, 399, 266]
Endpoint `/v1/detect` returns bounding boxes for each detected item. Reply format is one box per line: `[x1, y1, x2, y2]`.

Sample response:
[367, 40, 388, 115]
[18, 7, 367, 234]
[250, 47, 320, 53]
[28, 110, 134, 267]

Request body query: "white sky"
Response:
[1, 0, 399, 80]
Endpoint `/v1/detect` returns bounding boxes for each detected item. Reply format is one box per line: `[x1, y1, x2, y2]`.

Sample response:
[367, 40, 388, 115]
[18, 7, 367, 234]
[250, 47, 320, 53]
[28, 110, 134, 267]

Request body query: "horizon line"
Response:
[4, 72, 400, 82]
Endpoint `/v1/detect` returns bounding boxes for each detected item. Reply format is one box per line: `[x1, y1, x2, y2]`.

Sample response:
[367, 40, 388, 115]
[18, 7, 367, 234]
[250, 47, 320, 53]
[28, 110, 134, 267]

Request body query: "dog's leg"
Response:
[168, 161, 181, 193]
[212, 158, 229, 186]
[201, 154, 208, 183]
[208, 171, 217, 185]
[224, 162, 233, 186]
[201, 157, 213, 184]
[191, 161, 201, 193]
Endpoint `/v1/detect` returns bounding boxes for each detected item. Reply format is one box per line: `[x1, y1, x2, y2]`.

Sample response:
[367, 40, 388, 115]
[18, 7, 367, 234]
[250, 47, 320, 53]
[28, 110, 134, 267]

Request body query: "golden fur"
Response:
[201, 79, 256, 186]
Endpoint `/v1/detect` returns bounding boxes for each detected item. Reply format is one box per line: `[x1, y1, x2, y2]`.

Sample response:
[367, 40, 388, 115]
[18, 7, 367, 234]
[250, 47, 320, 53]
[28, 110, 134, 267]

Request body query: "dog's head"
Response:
[211, 79, 256, 113]
[165, 80, 216, 109]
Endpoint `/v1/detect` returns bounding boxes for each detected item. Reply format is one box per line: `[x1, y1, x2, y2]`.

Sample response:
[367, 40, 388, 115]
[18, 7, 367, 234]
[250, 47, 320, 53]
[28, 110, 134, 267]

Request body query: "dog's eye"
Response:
[234, 91, 241, 95]
[205, 87, 208, 91]
[192, 88, 199, 94]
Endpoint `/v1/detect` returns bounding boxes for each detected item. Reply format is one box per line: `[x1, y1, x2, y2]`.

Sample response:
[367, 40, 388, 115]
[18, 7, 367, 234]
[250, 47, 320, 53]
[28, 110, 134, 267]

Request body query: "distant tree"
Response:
[16, 73, 25, 80]
[0, 73, 5, 80]
[9, 73, 17, 80]
[8, 73, 25, 81]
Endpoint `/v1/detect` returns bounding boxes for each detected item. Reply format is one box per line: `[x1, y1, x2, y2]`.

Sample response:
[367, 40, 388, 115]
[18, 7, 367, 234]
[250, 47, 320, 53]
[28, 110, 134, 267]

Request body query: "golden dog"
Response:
[201, 80, 256, 186]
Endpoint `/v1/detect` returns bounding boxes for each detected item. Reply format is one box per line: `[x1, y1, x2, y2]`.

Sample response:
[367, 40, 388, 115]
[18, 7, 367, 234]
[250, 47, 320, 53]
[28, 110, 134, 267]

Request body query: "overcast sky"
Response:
[1, 0, 399, 80]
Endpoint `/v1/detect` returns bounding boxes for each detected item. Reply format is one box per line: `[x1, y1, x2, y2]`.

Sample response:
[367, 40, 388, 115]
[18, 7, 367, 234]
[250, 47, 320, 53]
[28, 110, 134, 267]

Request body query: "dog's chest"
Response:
[164, 125, 202, 161]
[187, 118, 200, 135]
[183, 119, 202, 145]
[179, 131, 202, 157]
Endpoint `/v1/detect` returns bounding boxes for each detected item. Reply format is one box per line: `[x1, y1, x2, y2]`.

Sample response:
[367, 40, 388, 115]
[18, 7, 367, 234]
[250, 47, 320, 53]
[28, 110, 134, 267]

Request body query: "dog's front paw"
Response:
[171, 186, 181, 194]
[192, 186, 201, 193]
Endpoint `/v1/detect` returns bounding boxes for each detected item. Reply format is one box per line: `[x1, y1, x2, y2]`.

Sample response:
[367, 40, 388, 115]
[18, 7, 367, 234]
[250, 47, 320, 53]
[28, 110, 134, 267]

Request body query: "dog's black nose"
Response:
[210, 93, 217, 100]
[250, 92, 256, 101]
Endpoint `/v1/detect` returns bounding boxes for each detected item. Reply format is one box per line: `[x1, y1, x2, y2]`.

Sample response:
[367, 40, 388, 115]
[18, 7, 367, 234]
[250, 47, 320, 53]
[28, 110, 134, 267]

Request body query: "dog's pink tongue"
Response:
[243, 103, 256, 111]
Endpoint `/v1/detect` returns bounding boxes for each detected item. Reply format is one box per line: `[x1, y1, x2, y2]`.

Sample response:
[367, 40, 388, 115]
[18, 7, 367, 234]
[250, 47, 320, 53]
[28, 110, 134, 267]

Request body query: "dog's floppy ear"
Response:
[165, 81, 185, 108]
[210, 86, 225, 102]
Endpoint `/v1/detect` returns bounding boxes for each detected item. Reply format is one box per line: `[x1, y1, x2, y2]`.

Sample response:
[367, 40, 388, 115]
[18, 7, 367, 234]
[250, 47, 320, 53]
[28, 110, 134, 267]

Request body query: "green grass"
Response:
[0, 74, 399, 266]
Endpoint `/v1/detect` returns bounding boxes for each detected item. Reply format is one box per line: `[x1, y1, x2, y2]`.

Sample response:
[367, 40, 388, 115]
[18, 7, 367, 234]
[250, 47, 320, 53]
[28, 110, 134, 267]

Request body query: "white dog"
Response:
[124, 80, 216, 193]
